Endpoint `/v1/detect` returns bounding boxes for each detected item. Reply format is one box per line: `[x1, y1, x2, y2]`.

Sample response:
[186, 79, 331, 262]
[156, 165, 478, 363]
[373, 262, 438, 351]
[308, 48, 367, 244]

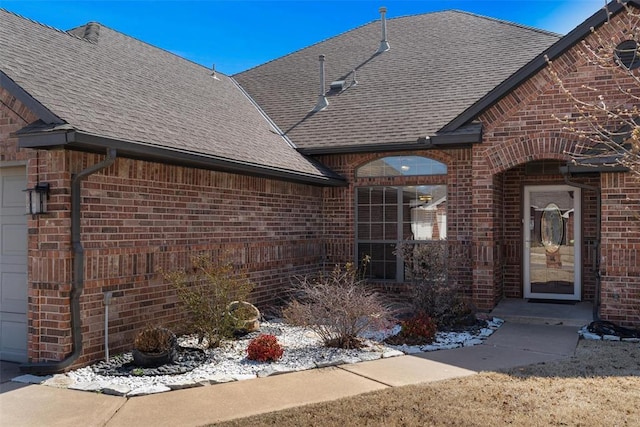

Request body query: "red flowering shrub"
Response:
[386, 312, 437, 346]
[401, 312, 437, 342]
[246, 334, 284, 362]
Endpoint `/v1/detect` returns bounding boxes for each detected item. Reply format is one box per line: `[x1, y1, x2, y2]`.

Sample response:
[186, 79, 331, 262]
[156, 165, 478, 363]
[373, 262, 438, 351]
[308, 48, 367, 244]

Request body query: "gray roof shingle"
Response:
[234, 10, 561, 152]
[0, 9, 342, 184]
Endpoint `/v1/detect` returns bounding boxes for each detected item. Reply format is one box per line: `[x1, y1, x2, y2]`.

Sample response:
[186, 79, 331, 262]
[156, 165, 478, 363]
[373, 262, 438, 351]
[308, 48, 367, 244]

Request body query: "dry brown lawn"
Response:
[214, 340, 640, 426]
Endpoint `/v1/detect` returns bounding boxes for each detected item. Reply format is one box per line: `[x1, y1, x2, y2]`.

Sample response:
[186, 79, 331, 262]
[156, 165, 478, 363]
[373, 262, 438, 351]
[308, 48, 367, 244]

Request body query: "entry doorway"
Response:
[0, 166, 28, 362]
[523, 185, 581, 300]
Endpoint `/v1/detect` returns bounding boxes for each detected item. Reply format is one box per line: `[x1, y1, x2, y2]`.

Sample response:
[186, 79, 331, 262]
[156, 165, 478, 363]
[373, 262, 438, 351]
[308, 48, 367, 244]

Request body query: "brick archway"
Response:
[469, 132, 582, 310]
[483, 132, 579, 176]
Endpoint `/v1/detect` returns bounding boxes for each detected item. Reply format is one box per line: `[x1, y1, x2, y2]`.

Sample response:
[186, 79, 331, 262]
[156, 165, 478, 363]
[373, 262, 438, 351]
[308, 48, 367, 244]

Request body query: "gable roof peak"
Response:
[83, 22, 100, 43]
[446, 8, 562, 37]
[0, 8, 95, 43]
[67, 22, 101, 43]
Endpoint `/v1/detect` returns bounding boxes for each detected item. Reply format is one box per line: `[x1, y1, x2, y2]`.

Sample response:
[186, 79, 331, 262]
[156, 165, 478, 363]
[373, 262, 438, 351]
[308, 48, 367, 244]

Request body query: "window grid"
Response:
[356, 185, 447, 281]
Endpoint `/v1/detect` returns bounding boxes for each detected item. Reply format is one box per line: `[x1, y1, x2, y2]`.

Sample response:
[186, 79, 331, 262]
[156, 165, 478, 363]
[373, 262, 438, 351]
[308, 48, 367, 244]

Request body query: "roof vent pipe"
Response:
[312, 54, 329, 112]
[377, 6, 390, 53]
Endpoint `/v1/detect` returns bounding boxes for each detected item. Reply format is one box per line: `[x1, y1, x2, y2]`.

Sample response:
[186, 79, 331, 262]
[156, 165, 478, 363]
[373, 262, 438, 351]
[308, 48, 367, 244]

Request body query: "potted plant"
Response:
[227, 300, 261, 335]
[132, 326, 177, 368]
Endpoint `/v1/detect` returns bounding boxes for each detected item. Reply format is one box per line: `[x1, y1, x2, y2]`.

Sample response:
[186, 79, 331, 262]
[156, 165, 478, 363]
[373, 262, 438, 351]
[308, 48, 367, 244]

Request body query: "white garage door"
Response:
[0, 166, 28, 362]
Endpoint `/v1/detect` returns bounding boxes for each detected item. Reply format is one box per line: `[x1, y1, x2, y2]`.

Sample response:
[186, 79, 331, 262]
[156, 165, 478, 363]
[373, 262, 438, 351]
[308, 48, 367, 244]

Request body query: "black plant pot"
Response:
[132, 347, 177, 368]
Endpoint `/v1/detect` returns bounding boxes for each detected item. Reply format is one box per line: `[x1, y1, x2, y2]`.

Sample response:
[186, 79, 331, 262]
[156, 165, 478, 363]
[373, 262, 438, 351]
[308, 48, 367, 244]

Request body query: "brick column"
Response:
[471, 149, 500, 310]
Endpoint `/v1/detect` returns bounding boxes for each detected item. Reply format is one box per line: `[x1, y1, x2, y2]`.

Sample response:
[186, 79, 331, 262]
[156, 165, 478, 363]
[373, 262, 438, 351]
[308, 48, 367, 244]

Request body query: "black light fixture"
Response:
[24, 182, 50, 215]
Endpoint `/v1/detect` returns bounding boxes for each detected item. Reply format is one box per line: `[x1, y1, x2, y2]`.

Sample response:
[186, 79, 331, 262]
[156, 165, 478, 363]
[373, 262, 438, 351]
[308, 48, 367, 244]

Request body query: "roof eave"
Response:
[1, 71, 64, 125]
[560, 163, 630, 174]
[430, 125, 483, 145]
[299, 127, 482, 156]
[439, 0, 636, 134]
[16, 130, 347, 187]
[299, 141, 439, 156]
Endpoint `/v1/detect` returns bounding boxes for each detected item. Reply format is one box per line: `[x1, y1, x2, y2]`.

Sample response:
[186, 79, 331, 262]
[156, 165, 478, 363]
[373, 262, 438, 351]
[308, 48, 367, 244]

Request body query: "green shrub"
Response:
[246, 334, 284, 362]
[162, 254, 254, 348]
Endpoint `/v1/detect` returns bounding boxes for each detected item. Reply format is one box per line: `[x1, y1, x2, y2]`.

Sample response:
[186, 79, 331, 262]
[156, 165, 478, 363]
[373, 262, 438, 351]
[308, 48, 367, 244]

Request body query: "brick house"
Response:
[1, 1, 638, 370]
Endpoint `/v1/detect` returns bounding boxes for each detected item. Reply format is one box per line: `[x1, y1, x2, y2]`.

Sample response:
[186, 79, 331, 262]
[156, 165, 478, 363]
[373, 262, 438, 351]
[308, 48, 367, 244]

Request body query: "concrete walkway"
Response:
[0, 322, 580, 427]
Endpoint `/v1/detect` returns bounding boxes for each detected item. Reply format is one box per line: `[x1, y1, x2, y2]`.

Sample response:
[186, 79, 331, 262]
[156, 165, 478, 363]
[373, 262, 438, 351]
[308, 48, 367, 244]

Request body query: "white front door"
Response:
[523, 185, 581, 300]
[0, 166, 28, 362]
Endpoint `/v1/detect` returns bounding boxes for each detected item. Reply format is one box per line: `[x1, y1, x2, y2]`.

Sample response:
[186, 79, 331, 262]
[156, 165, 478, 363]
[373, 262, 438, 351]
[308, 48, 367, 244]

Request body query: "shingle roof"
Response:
[234, 10, 561, 153]
[441, 0, 640, 133]
[0, 9, 343, 185]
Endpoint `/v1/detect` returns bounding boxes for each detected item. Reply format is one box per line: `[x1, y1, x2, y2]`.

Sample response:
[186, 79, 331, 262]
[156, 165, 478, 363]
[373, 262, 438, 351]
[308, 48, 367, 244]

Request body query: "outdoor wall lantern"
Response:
[24, 182, 50, 215]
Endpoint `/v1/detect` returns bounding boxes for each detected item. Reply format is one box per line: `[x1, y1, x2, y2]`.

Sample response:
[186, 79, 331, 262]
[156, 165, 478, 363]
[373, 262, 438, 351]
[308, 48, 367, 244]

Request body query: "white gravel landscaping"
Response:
[13, 317, 504, 397]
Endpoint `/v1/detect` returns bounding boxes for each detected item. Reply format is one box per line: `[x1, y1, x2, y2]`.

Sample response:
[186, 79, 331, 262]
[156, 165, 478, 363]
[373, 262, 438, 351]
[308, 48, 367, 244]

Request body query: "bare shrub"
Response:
[283, 260, 393, 349]
[396, 241, 475, 329]
[133, 326, 176, 353]
[161, 254, 254, 348]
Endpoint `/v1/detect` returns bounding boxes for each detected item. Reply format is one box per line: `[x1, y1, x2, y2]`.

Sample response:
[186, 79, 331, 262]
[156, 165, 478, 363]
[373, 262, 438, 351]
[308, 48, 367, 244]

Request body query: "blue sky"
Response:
[3, 0, 606, 74]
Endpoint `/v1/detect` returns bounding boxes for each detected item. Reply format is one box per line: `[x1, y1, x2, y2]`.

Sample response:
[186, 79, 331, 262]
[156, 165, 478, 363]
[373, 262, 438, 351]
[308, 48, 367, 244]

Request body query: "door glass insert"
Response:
[524, 186, 581, 300]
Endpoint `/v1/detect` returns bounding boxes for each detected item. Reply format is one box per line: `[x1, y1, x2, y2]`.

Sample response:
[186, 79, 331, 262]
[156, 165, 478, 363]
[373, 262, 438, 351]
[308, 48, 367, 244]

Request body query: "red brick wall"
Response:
[5, 6, 640, 367]
[600, 171, 640, 326]
[499, 165, 599, 301]
[56, 152, 325, 366]
[318, 148, 474, 296]
[2, 89, 326, 365]
[476, 9, 640, 324]
[0, 86, 36, 163]
[0, 88, 63, 362]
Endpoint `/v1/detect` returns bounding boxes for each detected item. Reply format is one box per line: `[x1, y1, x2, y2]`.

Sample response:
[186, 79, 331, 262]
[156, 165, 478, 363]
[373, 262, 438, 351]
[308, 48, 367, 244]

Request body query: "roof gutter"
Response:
[16, 129, 346, 187]
[21, 148, 117, 374]
[299, 130, 481, 156]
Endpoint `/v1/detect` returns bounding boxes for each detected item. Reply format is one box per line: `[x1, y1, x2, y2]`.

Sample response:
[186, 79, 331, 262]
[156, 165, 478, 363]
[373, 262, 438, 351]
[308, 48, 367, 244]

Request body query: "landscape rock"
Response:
[315, 359, 346, 368]
[68, 381, 105, 392]
[463, 338, 484, 347]
[257, 366, 294, 378]
[232, 373, 257, 381]
[12, 374, 51, 384]
[382, 349, 404, 358]
[127, 384, 171, 397]
[203, 374, 236, 384]
[42, 374, 74, 388]
[102, 384, 131, 396]
[164, 380, 205, 390]
[55, 320, 503, 396]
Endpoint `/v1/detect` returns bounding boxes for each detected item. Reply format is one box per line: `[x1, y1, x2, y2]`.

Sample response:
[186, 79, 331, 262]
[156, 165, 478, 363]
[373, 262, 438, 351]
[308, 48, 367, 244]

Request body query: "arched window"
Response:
[355, 156, 448, 282]
[356, 155, 447, 178]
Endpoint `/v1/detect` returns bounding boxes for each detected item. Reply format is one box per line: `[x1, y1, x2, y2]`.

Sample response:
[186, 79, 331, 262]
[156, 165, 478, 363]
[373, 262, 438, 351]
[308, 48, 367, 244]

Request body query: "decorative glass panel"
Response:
[356, 156, 447, 178]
